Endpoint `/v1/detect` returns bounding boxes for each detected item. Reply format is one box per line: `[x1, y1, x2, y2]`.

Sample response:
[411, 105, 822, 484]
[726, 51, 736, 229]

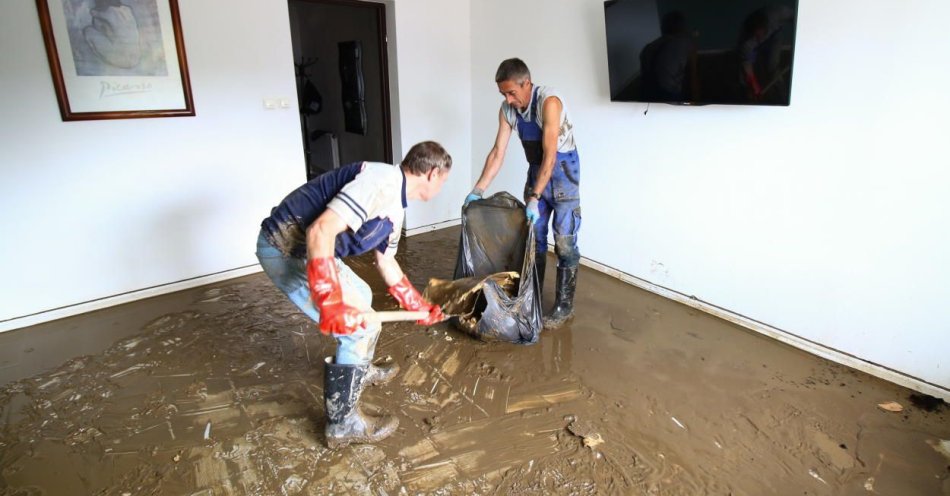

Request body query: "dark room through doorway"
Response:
[288, 0, 392, 180]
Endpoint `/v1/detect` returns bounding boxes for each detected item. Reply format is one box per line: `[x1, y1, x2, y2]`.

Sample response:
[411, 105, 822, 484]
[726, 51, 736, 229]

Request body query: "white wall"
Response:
[391, 0, 472, 230]
[0, 0, 473, 325]
[0, 1, 303, 322]
[471, 0, 950, 391]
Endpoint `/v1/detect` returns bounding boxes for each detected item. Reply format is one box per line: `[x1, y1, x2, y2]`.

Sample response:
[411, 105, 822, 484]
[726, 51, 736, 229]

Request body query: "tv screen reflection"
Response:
[604, 0, 799, 106]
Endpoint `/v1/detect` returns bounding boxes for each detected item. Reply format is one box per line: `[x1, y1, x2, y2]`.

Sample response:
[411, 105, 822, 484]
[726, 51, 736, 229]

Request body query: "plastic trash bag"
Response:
[424, 272, 519, 317]
[428, 192, 542, 344]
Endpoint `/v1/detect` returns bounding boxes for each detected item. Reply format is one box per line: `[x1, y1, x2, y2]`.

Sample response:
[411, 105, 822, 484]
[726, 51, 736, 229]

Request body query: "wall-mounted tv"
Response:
[604, 0, 799, 106]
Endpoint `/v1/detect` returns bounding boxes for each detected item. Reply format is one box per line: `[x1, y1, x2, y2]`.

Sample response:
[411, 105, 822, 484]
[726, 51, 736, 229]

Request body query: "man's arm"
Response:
[375, 249, 406, 287]
[307, 209, 348, 260]
[472, 108, 513, 193]
[376, 249, 445, 325]
[305, 209, 364, 334]
[528, 96, 563, 198]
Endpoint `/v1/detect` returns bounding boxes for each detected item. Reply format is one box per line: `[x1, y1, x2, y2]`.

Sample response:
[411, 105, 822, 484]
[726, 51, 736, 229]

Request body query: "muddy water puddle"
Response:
[1, 227, 948, 495]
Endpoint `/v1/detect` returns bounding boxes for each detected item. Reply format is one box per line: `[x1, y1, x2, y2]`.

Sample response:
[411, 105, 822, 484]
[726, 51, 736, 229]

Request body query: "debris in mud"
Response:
[908, 393, 947, 412]
[282, 474, 306, 493]
[240, 361, 267, 376]
[926, 439, 950, 462]
[567, 418, 604, 449]
[583, 433, 605, 449]
[877, 401, 903, 413]
[65, 426, 103, 446]
[186, 381, 208, 399]
[671, 416, 688, 430]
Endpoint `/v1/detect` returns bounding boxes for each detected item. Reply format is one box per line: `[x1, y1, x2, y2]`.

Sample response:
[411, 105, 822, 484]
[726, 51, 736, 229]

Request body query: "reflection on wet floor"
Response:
[1, 227, 948, 495]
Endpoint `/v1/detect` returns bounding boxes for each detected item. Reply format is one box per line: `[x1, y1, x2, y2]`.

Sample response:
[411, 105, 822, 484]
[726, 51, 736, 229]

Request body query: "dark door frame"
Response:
[289, 0, 394, 163]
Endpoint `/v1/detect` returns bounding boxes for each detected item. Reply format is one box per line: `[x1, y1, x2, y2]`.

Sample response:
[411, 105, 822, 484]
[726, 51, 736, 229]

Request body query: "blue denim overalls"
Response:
[516, 86, 581, 268]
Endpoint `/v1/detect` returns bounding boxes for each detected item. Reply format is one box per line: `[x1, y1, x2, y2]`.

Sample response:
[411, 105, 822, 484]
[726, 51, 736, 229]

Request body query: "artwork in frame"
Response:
[35, 0, 195, 121]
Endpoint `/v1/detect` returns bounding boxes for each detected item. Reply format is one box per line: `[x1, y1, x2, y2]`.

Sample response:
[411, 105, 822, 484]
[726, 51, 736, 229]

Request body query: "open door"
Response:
[288, 0, 393, 180]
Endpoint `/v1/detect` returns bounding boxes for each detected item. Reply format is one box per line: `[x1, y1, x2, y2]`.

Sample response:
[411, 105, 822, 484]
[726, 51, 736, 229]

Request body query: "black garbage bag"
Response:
[447, 192, 542, 344]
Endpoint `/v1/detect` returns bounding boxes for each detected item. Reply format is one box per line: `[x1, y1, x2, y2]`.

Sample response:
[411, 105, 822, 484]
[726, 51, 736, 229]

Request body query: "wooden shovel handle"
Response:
[361, 310, 430, 323]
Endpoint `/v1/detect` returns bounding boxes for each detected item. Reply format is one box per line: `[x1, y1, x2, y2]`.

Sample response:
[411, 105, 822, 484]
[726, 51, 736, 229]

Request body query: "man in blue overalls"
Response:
[465, 58, 581, 329]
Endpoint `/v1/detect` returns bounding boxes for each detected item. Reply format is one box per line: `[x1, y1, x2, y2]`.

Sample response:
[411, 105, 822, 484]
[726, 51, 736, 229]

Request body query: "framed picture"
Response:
[35, 0, 195, 121]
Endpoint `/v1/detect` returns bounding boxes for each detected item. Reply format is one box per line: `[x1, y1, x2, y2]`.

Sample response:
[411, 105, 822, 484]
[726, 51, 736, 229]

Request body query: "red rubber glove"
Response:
[387, 275, 446, 325]
[307, 258, 363, 335]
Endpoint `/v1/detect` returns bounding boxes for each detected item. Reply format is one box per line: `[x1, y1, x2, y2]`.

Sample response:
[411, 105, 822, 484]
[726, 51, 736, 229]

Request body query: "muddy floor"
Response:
[1, 227, 948, 495]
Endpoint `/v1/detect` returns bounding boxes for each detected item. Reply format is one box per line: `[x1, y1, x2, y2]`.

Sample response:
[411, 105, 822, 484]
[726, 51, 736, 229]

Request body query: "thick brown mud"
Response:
[1, 227, 948, 495]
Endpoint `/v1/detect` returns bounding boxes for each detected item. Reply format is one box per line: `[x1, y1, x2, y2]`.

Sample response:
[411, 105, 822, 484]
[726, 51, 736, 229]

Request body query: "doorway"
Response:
[287, 0, 393, 180]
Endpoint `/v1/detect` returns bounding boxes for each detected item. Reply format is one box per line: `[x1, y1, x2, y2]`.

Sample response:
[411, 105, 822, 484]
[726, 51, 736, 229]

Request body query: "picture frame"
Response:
[35, 0, 195, 121]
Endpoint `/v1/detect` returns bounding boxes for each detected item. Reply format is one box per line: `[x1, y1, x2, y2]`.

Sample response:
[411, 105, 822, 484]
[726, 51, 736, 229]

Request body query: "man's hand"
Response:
[388, 275, 446, 325]
[319, 304, 364, 335]
[526, 198, 541, 224]
[464, 187, 484, 207]
[307, 257, 364, 335]
[420, 305, 446, 326]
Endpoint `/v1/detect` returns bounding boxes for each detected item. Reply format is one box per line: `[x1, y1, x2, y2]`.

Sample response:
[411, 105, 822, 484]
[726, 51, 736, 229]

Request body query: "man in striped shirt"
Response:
[256, 141, 451, 447]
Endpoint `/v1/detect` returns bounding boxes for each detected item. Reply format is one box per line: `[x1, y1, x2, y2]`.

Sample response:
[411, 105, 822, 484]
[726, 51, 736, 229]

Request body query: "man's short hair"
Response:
[495, 58, 531, 84]
[401, 141, 452, 175]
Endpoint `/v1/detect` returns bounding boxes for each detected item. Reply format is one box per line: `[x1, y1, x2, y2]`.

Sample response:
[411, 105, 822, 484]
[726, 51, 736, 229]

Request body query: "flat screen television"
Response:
[604, 0, 799, 106]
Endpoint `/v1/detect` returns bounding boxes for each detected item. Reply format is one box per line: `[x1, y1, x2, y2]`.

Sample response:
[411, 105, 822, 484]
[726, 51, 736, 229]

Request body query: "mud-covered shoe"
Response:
[324, 359, 399, 448]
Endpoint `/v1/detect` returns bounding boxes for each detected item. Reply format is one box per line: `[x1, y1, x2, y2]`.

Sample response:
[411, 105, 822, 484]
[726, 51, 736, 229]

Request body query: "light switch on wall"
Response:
[263, 98, 277, 110]
[279, 98, 291, 109]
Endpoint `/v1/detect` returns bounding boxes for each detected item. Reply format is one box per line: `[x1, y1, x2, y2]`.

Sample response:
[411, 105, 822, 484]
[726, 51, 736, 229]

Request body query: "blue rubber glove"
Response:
[464, 187, 484, 207]
[526, 198, 540, 224]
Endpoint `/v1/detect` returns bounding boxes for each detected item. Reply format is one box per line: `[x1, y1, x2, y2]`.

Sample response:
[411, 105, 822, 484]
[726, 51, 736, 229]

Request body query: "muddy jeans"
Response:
[255, 230, 381, 365]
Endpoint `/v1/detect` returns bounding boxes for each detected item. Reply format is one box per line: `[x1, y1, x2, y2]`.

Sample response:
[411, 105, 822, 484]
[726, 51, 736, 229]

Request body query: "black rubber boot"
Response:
[324, 359, 398, 448]
[534, 255, 547, 294]
[364, 357, 400, 386]
[543, 265, 577, 329]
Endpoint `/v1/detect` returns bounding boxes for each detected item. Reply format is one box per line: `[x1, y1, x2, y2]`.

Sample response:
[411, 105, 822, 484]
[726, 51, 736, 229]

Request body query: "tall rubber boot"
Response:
[534, 255, 547, 295]
[364, 357, 400, 386]
[324, 359, 398, 448]
[543, 265, 577, 329]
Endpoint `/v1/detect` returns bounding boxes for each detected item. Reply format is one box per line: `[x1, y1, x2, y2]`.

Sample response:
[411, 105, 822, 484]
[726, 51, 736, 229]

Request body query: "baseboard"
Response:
[0, 265, 263, 334]
[405, 218, 461, 237]
[569, 252, 950, 402]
